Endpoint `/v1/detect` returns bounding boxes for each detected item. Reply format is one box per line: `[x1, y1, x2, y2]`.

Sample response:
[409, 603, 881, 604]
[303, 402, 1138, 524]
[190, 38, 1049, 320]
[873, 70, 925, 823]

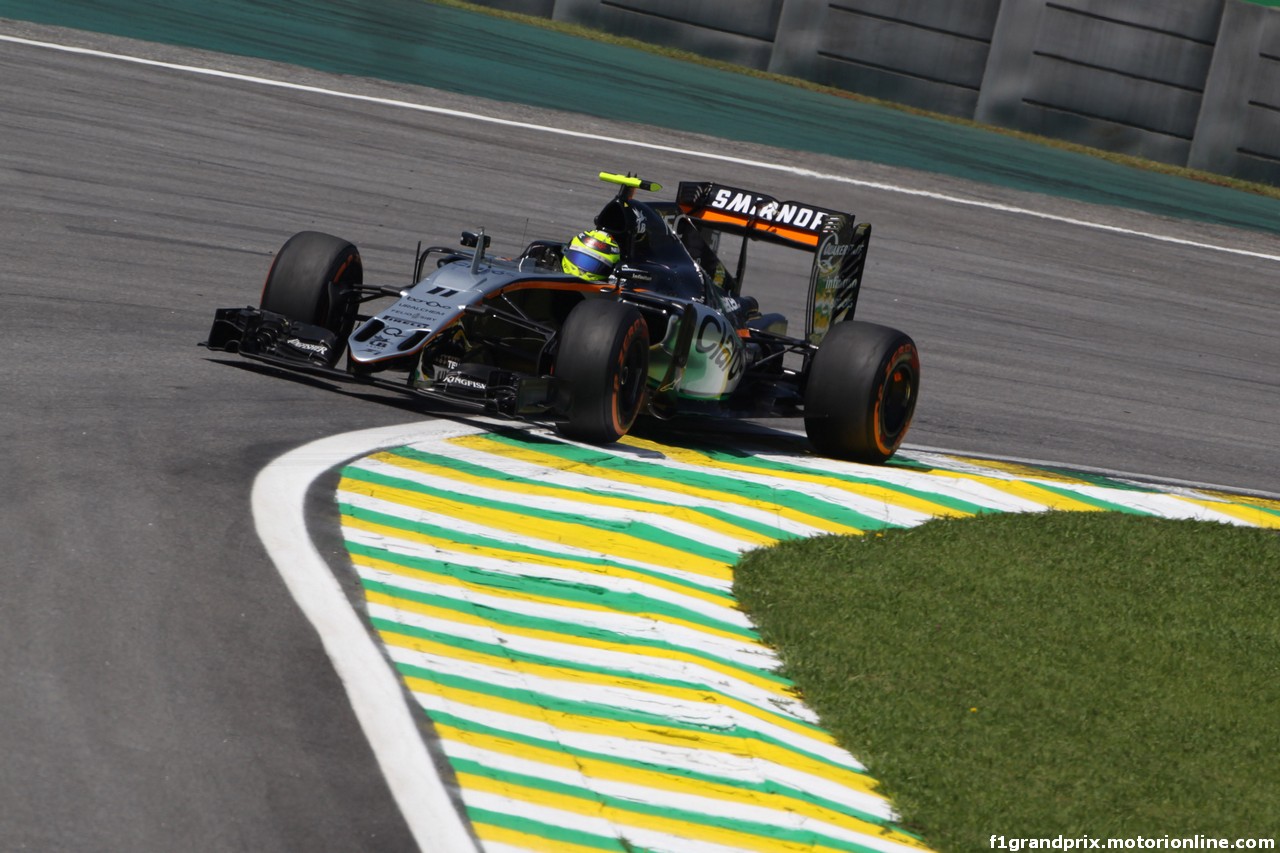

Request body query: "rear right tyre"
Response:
[804, 320, 919, 463]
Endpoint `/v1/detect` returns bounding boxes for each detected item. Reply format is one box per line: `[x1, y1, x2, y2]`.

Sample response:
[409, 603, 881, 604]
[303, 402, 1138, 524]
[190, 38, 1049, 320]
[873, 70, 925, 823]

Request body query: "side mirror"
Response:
[460, 231, 491, 250]
[462, 229, 492, 274]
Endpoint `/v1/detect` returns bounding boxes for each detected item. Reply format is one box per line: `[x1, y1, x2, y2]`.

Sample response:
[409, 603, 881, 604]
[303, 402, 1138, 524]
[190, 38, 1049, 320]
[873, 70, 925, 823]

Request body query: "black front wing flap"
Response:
[202, 306, 561, 417]
[205, 307, 340, 367]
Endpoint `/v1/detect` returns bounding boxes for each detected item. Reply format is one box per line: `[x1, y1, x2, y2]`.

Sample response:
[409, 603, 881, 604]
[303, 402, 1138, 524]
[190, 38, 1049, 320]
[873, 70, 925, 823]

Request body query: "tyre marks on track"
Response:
[326, 422, 1278, 853]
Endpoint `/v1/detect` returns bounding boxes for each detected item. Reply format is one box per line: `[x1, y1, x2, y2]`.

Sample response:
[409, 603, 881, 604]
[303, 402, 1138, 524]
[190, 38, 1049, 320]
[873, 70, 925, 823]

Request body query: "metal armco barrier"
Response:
[476, 0, 1280, 186]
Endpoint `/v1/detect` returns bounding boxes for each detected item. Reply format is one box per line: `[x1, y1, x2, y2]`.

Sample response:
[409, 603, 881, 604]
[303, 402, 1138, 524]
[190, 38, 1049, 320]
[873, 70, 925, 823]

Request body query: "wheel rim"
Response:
[880, 360, 917, 440]
[614, 328, 648, 426]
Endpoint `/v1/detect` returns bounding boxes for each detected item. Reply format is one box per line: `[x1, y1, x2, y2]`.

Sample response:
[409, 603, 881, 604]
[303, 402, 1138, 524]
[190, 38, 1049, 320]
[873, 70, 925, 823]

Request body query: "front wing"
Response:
[202, 307, 560, 416]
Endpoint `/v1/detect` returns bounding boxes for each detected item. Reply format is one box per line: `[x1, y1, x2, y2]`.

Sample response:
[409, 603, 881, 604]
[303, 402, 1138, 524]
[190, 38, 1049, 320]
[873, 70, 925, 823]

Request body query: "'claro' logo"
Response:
[695, 312, 746, 381]
[709, 188, 830, 231]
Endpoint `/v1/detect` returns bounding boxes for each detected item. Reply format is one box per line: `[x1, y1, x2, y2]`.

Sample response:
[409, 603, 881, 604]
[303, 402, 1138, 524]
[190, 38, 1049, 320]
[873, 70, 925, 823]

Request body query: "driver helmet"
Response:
[562, 229, 620, 281]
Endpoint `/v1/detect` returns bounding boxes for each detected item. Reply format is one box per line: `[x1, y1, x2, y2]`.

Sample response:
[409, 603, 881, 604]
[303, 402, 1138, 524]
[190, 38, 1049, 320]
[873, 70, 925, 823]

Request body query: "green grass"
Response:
[430, 0, 1280, 203]
[734, 513, 1280, 851]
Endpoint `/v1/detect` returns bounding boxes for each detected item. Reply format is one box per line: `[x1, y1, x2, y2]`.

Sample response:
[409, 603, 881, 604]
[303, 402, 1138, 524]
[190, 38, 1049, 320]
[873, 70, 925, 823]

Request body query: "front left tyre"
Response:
[554, 298, 650, 444]
[260, 230, 363, 365]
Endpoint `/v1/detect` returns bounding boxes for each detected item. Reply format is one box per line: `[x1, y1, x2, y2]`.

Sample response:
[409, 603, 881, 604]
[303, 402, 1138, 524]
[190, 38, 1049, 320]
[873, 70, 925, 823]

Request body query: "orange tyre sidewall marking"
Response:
[873, 343, 919, 456]
[610, 318, 647, 435]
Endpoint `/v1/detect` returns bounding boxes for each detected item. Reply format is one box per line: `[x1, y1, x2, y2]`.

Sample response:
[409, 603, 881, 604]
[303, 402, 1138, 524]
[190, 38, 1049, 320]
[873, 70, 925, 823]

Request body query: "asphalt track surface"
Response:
[2, 17, 1278, 853]
[7, 0, 1280, 235]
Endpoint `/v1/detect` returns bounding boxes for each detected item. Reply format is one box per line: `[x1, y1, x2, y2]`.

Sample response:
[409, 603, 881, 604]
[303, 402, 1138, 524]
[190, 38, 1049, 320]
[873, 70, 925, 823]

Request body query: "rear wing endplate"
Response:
[807, 218, 870, 344]
[675, 181, 869, 343]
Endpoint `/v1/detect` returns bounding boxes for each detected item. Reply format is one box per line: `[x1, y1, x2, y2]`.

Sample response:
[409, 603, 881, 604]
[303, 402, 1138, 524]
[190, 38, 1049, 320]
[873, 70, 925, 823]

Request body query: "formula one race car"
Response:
[204, 172, 919, 462]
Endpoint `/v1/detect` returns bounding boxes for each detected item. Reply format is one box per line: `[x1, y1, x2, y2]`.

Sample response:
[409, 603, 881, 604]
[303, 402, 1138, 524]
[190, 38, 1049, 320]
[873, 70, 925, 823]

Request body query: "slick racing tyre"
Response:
[260, 231, 363, 365]
[804, 320, 919, 463]
[555, 298, 649, 444]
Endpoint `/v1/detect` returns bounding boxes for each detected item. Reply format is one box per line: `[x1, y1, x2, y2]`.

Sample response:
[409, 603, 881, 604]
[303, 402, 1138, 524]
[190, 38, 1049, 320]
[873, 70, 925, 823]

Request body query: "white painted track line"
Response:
[253, 422, 487, 853]
[2, 31, 1279, 264]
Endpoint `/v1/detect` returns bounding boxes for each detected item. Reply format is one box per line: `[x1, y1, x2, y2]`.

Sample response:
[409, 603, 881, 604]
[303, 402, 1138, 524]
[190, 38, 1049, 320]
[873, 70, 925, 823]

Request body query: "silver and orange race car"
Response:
[203, 172, 919, 462]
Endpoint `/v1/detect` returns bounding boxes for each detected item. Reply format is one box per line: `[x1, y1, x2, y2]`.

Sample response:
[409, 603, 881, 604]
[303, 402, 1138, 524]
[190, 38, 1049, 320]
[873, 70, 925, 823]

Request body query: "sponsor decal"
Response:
[287, 338, 329, 356]
[809, 233, 844, 342]
[708, 187, 831, 231]
[440, 372, 488, 392]
[695, 313, 746, 381]
[833, 282, 861, 319]
[381, 313, 438, 327]
[382, 295, 462, 328]
[816, 233, 858, 275]
[630, 206, 647, 237]
[808, 227, 864, 343]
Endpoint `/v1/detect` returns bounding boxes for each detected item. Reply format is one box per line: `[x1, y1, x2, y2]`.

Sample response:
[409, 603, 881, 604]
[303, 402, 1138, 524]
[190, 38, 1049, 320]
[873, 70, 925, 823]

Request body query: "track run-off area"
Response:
[257, 420, 1280, 853]
[4, 9, 1279, 851]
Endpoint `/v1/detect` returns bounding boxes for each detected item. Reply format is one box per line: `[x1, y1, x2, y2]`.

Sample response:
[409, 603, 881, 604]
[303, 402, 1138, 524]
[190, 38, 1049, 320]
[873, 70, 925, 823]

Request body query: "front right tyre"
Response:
[259, 230, 363, 365]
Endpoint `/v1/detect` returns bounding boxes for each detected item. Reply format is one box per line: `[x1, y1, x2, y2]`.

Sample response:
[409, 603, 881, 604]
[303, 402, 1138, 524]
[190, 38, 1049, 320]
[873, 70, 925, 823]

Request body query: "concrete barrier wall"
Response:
[775, 0, 1003, 118]
[974, 0, 1224, 167]
[1189, 0, 1280, 183]
[583, 0, 783, 69]
[470, 0, 1280, 185]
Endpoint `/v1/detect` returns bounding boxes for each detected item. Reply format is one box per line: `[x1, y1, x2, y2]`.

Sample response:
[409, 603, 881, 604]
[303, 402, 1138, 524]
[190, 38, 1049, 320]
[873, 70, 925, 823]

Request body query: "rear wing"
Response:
[675, 181, 870, 343]
[676, 181, 845, 249]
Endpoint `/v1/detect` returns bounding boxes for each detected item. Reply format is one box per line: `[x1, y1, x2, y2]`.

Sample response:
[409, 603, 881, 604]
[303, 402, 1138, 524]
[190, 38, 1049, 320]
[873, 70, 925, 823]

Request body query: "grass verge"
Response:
[734, 512, 1280, 850]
